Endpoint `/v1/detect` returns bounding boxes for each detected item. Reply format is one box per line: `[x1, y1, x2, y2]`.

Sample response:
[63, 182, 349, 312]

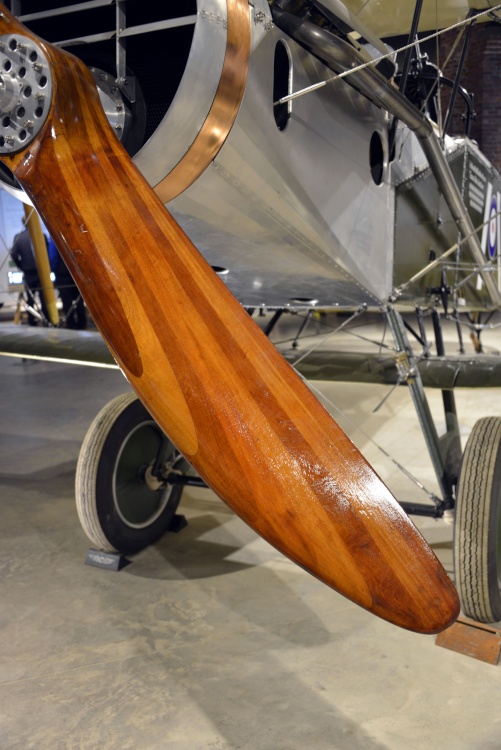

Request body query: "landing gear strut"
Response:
[387, 307, 501, 623]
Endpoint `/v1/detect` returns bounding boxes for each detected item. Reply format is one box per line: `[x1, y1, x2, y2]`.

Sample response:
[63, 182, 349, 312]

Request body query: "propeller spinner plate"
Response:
[0, 34, 52, 154]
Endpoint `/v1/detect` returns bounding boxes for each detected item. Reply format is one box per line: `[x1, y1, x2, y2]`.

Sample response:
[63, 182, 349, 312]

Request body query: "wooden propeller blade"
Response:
[0, 7, 459, 633]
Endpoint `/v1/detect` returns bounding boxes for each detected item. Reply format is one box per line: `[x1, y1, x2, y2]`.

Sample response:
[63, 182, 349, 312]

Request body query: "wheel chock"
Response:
[84, 548, 131, 572]
[436, 616, 501, 665]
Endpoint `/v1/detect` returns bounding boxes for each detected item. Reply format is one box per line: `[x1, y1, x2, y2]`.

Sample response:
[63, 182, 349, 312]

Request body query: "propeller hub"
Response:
[0, 75, 21, 112]
[89, 67, 130, 145]
[0, 34, 52, 154]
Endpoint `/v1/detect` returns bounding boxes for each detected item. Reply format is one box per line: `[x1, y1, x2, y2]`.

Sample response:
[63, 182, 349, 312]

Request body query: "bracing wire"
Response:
[299, 372, 441, 503]
[274, 4, 501, 106]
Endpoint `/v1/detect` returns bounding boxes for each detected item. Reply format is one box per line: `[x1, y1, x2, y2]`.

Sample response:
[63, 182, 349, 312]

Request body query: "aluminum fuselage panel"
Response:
[134, 1, 394, 308]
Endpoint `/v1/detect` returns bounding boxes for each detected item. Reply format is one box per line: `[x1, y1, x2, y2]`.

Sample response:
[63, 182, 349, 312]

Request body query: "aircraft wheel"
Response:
[75, 392, 188, 555]
[454, 416, 501, 622]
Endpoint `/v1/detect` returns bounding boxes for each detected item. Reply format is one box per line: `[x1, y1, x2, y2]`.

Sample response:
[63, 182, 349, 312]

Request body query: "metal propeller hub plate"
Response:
[0, 34, 52, 154]
[90, 67, 129, 144]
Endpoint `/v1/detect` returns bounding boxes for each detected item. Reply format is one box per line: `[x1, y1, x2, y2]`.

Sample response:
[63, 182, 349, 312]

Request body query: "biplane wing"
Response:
[3, 321, 501, 390]
[343, 0, 501, 37]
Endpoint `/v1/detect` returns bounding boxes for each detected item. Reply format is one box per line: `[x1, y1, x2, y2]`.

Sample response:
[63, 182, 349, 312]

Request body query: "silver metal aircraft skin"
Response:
[5, 0, 499, 311]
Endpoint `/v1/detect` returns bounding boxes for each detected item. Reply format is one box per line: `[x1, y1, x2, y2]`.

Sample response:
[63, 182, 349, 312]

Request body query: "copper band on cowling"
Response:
[153, 0, 251, 204]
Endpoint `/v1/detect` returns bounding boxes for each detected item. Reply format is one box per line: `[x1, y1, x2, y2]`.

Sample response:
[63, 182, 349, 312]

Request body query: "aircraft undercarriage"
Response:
[73, 305, 501, 626]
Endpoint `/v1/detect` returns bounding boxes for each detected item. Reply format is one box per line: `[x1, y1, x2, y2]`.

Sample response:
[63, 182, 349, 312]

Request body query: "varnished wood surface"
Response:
[0, 7, 460, 633]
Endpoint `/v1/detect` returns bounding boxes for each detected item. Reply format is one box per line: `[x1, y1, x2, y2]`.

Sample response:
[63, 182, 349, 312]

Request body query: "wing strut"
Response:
[0, 7, 459, 634]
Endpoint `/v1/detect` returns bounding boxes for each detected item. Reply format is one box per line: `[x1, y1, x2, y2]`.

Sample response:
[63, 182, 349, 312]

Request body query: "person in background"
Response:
[10, 225, 49, 325]
[48, 236, 87, 329]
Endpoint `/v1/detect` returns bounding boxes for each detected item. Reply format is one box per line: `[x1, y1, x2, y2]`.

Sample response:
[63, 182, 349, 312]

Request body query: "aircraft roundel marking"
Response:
[489, 194, 498, 260]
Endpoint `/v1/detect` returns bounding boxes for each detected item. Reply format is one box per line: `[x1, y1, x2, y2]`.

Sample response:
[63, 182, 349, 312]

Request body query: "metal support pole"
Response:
[388, 0, 424, 155]
[263, 309, 284, 337]
[442, 17, 476, 138]
[453, 308, 465, 353]
[115, 0, 135, 103]
[292, 309, 312, 349]
[386, 306, 453, 505]
[431, 308, 462, 485]
[24, 205, 59, 326]
[398, 0, 424, 96]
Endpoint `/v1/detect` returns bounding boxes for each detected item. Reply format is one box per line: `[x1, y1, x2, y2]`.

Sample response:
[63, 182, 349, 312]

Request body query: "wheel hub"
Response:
[142, 464, 164, 492]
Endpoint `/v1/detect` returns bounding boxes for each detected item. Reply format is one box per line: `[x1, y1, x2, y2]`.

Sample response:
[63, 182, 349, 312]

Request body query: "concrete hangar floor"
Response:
[0, 314, 500, 750]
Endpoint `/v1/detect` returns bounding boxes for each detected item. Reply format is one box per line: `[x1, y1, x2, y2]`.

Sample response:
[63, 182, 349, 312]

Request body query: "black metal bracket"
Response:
[399, 501, 449, 518]
[165, 473, 208, 488]
[442, 15, 476, 137]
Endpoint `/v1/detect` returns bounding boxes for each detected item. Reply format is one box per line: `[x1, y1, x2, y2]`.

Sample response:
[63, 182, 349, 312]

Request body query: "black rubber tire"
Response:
[454, 416, 501, 622]
[75, 392, 186, 555]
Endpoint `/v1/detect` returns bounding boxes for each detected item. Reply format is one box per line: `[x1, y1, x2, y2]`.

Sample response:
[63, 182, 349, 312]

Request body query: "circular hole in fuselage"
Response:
[369, 131, 385, 186]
